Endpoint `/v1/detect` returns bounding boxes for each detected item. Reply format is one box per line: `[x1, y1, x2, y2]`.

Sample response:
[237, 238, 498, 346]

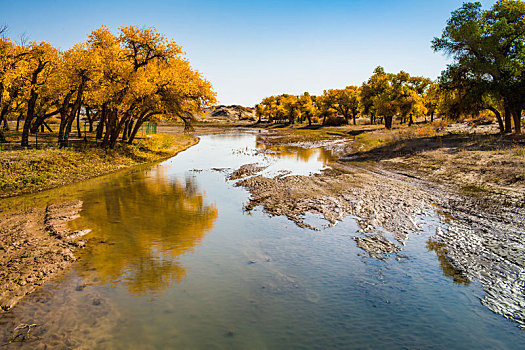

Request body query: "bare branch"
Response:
[0, 23, 7, 37]
[17, 31, 30, 47]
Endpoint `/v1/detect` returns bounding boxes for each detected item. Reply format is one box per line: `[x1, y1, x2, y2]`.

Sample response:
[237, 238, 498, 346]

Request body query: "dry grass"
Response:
[0, 132, 198, 198]
[250, 120, 525, 194]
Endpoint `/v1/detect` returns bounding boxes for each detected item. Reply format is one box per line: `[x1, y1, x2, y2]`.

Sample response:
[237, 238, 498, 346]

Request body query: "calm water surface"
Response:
[1, 132, 524, 349]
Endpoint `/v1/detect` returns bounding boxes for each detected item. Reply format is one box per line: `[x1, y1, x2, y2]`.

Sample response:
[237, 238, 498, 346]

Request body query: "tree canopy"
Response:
[432, 0, 525, 133]
[0, 25, 216, 148]
[255, 67, 433, 130]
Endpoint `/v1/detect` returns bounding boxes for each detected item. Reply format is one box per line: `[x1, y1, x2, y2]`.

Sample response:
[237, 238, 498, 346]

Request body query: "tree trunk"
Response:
[487, 107, 504, 133]
[0, 105, 9, 131]
[2, 116, 8, 131]
[512, 109, 521, 134]
[22, 60, 48, 147]
[85, 107, 94, 132]
[504, 103, 512, 133]
[16, 113, 22, 131]
[21, 90, 39, 147]
[31, 112, 54, 133]
[408, 114, 414, 126]
[102, 109, 117, 148]
[128, 119, 134, 138]
[96, 107, 106, 140]
[61, 82, 85, 145]
[384, 116, 393, 130]
[58, 113, 68, 148]
[128, 118, 145, 144]
[76, 108, 82, 137]
[0, 106, 6, 142]
[21, 118, 33, 148]
[65, 116, 75, 142]
[183, 118, 194, 132]
[57, 91, 75, 147]
[42, 121, 52, 132]
[110, 111, 133, 148]
[122, 119, 130, 141]
[109, 118, 125, 148]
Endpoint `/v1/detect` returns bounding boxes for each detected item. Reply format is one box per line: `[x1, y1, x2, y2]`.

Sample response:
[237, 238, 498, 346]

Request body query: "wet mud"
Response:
[230, 134, 525, 327]
[0, 200, 89, 312]
[228, 163, 268, 180]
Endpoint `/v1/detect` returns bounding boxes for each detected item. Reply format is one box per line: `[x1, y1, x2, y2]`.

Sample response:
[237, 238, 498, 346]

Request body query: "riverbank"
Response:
[253, 121, 525, 194]
[227, 121, 525, 326]
[0, 132, 199, 198]
[0, 132, 199, 312]
[0, 200, 88, 312]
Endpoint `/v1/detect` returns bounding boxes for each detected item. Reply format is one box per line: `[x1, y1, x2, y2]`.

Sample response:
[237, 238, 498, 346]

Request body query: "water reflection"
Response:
[72, 168, 218, 295]
[426, 239, 470, 285]
[256, 143, 334, 164]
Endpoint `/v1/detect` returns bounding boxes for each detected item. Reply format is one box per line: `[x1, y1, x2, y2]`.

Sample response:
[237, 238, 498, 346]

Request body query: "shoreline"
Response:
[0, 134, 200, 312]
[228, 124, 525, 326]
[1, 133, 200, 199]
[1, 122, 524, 326]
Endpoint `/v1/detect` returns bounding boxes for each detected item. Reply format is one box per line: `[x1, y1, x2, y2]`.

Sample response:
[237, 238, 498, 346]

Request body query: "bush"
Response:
[323, 116, 347, 126]
[416, 125, 438, 137]
[431, 120, 448, 131]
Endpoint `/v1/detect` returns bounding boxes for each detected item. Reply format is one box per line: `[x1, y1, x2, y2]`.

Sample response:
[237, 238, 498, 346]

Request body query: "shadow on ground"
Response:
[345, 132, 525, 162]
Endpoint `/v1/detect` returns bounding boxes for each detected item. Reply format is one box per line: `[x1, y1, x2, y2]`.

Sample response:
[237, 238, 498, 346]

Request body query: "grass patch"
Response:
[460, 184, 492, 196]
[515, 145, 525, 157]
[0, 133, 198, 197]
[461, 184, 489, 193]
[353, 132, 391, 151]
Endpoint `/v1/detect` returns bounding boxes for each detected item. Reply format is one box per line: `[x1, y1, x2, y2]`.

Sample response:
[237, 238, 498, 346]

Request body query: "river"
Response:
[1, 132, 523, 349]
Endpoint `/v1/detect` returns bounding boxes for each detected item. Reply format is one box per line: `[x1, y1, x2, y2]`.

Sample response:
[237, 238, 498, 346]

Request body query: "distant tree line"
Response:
[256, 0, 524, 134]
[255, 69, 437, 130]
[0, 25, 216, 148]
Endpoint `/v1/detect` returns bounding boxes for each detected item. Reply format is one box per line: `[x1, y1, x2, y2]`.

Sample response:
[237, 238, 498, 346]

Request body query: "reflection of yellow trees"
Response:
[256, 143, 334, 164]
[75, 169, 218, 295]
[426, 239, 469, 286]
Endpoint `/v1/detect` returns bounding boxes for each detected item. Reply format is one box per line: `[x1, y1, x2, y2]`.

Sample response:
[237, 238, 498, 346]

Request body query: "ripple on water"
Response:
[1, 133, 524, 349]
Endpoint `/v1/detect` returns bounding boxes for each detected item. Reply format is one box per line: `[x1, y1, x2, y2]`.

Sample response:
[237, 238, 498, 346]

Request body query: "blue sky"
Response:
[1, 0, 497, 106]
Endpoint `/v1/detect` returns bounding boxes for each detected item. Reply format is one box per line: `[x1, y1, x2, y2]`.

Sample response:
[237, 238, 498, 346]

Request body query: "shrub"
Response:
[323, 116, 347, 126]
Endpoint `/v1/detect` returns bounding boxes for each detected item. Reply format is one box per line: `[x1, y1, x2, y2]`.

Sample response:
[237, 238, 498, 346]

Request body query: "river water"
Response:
[1, 132, 524, 349]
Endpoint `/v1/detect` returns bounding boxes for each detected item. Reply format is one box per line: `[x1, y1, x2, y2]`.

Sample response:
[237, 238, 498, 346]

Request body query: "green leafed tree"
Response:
[432, 0, 525, 133]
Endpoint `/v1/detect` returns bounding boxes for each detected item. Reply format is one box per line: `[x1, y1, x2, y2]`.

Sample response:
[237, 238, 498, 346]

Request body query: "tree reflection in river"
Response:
[426, 239, 470, 286]
[256, 142, 334, 164]
[73, 167, 218, 295]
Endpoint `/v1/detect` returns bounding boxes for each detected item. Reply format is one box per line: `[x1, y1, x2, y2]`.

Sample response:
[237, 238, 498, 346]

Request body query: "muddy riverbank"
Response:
[1, 131, 524, 349]
[0, 201, 88, 312]
[0, 133, 200, 312]
[230, 126, 525, 326]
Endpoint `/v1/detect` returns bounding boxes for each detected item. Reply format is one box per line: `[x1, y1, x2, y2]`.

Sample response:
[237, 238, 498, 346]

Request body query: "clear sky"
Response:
[1, 0, 497, 106]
